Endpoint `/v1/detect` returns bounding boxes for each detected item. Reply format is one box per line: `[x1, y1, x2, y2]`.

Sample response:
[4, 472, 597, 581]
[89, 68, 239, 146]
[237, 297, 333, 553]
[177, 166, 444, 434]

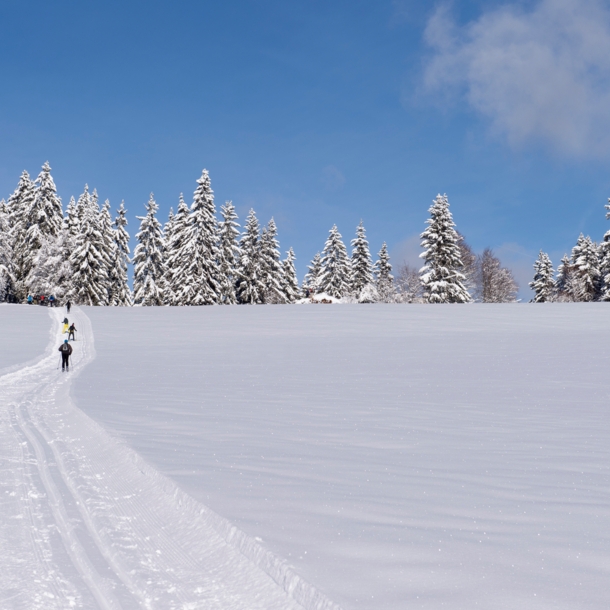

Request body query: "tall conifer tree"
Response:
[236, 209, 264, 304]
[419, 194, 471, 303]
[318, 225, 351, 298]
[350, 220, 374, 296]
[133, 194, 165, 306]
[374, 242, 394, 303]
[529, 251, 555, 303]
[217, 200, 241, 305]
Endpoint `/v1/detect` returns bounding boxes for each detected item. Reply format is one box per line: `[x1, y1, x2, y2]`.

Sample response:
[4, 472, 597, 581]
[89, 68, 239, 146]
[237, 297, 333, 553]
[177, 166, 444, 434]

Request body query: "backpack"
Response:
[61, 344, 70, 353]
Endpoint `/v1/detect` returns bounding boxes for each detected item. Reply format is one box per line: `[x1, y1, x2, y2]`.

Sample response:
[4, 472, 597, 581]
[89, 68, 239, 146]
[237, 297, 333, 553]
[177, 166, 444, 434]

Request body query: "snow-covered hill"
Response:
[71, 304, 610, 610]
[2, 304, 609, 609]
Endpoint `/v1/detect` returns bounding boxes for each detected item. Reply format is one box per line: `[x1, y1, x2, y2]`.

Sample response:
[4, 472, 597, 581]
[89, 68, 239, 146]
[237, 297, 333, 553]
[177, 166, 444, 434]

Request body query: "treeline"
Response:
[0, 163, 519, 305]
[531, 203, 610, 303]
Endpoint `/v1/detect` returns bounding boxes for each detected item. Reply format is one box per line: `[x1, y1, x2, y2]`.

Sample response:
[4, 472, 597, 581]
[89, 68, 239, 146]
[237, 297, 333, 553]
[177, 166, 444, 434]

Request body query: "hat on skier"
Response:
[64, 339, 68, 343]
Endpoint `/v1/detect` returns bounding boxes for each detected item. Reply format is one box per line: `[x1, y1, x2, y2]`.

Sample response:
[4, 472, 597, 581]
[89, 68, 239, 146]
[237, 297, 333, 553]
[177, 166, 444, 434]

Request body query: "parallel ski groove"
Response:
[0, 306, 341, 610]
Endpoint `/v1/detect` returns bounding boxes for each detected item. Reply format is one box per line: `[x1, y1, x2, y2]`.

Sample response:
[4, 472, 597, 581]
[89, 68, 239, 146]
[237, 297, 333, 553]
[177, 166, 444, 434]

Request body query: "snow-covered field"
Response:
[1, 304, 609, 609]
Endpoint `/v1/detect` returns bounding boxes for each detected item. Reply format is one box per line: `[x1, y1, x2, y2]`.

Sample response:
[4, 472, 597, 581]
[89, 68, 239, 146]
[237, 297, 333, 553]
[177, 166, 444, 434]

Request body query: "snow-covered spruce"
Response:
[217, 200, 241, 305]
[419, 194, 471, 304]
[374, 242, 394, 303]
[350, 221, 374, 298]
[259, 218, 286, 304]
[236, 209, 264, 304]
[599, 199, 610, 301]
[571, 234, 601, 302]
[529, 251, 555, 303]
[302, 252, 322, 296]
[318, 225, 351, 299]
[554, 254, 575, 301]
[111, 201, 132, 306]
[178, 169, 220, 305]
[281, 248, 300, 303]
[133, 194, 165, 306]
[0, 199, 14, 301]
[68, 186, 111, 306]
[164, 194, 192, 306]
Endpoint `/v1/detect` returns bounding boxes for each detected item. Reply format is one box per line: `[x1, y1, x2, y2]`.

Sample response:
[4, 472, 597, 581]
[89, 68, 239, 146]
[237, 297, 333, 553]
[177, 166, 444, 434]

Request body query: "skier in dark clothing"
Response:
[68, 323, 76, 341]
[58, 339, 73, 371]
[66, 300, 71, 313]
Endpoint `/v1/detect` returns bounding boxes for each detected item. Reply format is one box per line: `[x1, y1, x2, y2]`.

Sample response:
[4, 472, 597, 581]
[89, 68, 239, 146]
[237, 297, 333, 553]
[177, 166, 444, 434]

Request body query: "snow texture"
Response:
[72, 304, 610, 610]
[0, 305, 339, 610]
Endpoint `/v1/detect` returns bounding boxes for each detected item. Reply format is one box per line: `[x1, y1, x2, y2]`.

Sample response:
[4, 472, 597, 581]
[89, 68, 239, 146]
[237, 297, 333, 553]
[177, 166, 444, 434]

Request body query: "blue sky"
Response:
[2, 0, 610, 296]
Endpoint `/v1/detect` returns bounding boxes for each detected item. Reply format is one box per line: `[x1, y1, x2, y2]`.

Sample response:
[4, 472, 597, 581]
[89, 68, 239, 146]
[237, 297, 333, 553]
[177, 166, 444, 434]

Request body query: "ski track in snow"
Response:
[0, 307, 340, 610]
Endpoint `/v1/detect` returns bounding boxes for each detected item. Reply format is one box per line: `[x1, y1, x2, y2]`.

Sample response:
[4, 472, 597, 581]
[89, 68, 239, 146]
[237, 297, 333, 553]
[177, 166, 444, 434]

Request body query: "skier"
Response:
[66, 300, 71, 313]
[68, 323, 77, 341]
[27, 295, 33, 305]
[49, 295, 55, 307]
[58, 339, 72, 371]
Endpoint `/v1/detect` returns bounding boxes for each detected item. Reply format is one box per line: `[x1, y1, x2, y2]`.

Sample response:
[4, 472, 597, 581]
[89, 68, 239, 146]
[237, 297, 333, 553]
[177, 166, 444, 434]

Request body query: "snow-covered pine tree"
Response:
[419, 194, 471, 303]
[161, 207, 175, 304]
[26, 229, 73, 301]
[318, 225, 351, 298]
[529, 251, 555, 303]
[98, 201, 119, 306]
[478, 248, 518, 302]
[281, 248, 299, 303]
[111, 201, 132, 306]
[259, 218, 286, 304]
[374, 242, 394, 303]
[68, 190, 110, 305]
[179, 169, 220, 305]
[236, 209, 264, 304]
[350, 220, 374, 297]
[572, 235, 600, 301]
[599, 199, 610, 301]
[8, 170, 36, 299]
[164, 195, 191, 306]
[554, 254, 575, 301]
[0, 200, 14, 301]
[217, 200, 241, 304]
[65, 196, 78, 235]
[133, 194, 165, 306]
[302, 252, 322, 296]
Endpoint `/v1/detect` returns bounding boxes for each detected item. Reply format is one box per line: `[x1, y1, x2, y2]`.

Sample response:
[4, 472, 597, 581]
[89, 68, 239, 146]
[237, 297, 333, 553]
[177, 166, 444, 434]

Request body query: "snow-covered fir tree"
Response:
[259, 218, 286, 303]
[179, 169, 220, 305]
[529, 251, 555, 303]
[554, 254, 575, 301]
[133, 194, 165, 306]
[164, 195, 191, 306]
[236, 209, 264, 304]
[217, 200, 241, 304]
[302, 252, 322, 296]
[419, 194, 471, 303]
[161, 207, 175, 304]
[599, 199, 610, 301]
[26, 229, 73, 300]
[281, 248, 299, 303]
[68, 190, 110, 305]
[478, 248, 518, 303]
[65, 196, 78, 236]
[350, 221, 374, 297]
[572, 235, 600, 301]
[111, 201, 132, 306]
[98, 201, 119, 306]
[318, 225, 351, 298]
[374, 242, 394, 303]
[0, 200, 14, 301]
[8, 170, 36, 299]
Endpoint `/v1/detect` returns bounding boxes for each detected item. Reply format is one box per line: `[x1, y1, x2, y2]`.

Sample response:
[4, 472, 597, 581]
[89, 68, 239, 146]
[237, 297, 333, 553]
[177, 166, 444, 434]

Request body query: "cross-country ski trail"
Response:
[0, 307, 341, 610]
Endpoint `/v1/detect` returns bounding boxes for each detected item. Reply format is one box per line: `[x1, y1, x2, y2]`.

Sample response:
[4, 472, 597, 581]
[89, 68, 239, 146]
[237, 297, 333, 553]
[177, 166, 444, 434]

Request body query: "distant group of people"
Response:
[58, 301, 75, 372]
[27, 294, 58, 306]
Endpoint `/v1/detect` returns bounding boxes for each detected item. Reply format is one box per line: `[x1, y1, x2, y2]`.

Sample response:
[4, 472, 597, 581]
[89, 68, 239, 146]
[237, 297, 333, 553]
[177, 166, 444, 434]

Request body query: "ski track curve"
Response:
[0, 307, 342, 610]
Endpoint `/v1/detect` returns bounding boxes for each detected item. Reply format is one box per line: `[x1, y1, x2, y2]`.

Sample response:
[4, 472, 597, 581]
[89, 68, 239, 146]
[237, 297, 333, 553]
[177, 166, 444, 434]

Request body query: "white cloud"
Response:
[423, 0, 610, 157]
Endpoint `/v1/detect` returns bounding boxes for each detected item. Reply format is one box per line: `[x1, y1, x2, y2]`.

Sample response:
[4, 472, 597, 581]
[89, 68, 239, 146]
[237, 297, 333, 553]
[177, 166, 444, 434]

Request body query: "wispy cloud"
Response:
[422, 0, 610, 158]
